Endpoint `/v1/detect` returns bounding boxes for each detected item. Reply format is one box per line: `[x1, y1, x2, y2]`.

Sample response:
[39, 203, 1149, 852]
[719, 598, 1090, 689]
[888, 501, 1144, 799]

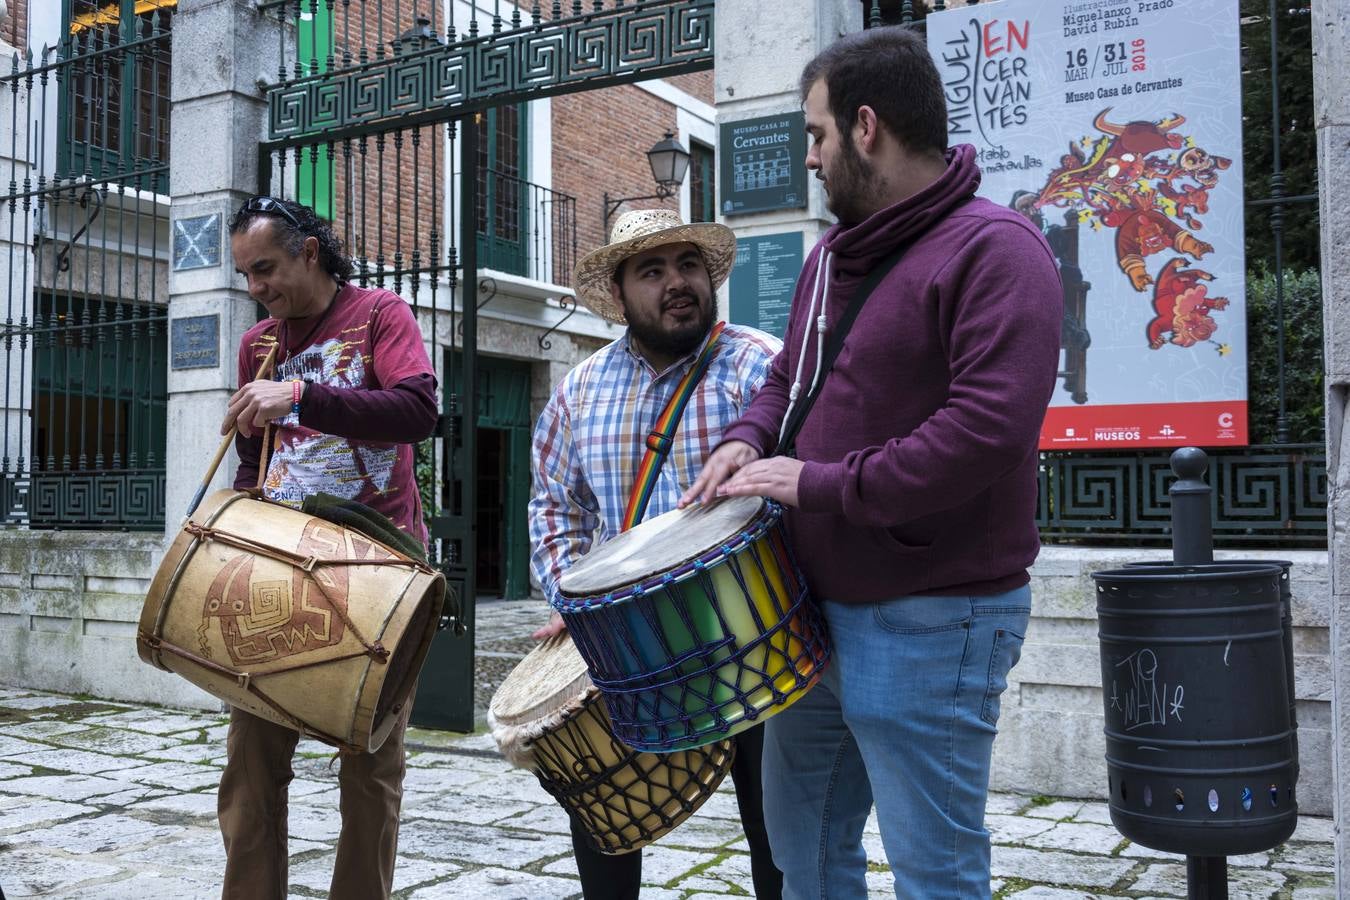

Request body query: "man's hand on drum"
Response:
[532, 610, 567, 641]
[679, 440, 762, 507]
[713, 455, 804, 508]
[220, 379, 296, 438]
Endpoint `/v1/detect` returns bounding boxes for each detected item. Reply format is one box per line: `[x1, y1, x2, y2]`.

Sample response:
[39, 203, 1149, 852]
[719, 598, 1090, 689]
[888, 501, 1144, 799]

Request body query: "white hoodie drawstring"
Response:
[779, 249, 833, 447]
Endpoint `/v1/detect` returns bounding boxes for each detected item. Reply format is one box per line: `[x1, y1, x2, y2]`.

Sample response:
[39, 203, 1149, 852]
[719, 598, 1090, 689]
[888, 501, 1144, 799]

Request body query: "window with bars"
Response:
[689, 140, 716, 223]
[61, 0, 174, 192]
[475, 105, 530, 276]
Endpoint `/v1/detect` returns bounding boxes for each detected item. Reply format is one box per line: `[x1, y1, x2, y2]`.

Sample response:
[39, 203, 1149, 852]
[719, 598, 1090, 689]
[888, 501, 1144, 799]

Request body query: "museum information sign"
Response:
[719, 113, 808, 216]
[728, 232, 804, 340]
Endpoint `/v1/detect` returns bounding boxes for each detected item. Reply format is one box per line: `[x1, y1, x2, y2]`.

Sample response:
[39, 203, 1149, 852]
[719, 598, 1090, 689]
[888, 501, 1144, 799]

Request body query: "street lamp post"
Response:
[602, 132, 692, 234]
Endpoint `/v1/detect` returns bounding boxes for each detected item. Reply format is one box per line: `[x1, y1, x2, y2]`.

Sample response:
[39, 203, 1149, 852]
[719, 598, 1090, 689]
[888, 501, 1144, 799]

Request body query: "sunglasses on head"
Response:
[237, 196, 302, 230]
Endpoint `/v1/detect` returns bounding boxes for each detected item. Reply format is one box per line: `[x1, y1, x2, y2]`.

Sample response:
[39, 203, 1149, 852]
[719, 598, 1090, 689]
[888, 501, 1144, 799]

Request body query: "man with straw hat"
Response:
[529, 208, 783, 899]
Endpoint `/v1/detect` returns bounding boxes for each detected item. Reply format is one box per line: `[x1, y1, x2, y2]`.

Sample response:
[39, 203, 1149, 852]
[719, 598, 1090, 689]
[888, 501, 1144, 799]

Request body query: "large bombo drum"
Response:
[138, 490, 445, 753]
[489, 633, 734, 854]
[557, 496, 829, 752]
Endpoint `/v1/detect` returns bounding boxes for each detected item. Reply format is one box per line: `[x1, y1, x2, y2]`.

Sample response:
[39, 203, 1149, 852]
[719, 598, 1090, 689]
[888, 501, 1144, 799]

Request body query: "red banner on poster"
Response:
[1041, 401, 1248, 450]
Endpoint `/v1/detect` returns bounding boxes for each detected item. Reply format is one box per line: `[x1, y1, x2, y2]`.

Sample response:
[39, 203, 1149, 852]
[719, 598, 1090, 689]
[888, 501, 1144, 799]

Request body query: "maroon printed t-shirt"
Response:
[235, 283, 435, 544]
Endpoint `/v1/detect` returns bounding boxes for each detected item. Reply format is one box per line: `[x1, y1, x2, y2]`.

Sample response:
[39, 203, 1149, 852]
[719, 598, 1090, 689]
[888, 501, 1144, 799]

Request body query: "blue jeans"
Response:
[761, 587, 1031, 900]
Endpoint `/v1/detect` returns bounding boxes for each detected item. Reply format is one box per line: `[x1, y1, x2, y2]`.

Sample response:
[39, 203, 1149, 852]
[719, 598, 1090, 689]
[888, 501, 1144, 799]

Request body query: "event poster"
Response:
[927, 0, 1248, 449]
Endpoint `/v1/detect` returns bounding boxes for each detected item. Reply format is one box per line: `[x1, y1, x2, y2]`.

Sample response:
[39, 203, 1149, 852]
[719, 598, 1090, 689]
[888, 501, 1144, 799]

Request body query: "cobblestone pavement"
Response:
[0, 600, 1336, 899]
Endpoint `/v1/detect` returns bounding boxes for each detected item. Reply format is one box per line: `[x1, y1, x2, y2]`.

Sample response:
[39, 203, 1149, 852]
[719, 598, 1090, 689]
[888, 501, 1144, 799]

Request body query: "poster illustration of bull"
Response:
[928, 0, 1248, 449]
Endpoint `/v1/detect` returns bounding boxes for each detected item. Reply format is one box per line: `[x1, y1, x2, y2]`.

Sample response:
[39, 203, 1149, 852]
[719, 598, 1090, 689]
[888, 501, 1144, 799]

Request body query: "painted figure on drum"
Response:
[527, 209, 785, 899]
[217, 197, 438, 900]
[200, 518, 399, 667]
[683, 27, 1062, 899]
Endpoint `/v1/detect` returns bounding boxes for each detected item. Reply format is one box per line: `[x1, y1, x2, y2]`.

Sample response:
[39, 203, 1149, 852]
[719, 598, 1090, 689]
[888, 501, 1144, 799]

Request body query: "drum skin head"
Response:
[490, 633, 594, 726]
[560, 496, 764, 597]
[489, 633, 596, 768]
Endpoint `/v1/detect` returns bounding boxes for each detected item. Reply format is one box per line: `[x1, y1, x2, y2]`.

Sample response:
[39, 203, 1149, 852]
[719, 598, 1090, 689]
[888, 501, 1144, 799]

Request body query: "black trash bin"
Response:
[1093, 562, 1297, 856]
[1126, 558, 1298, 786]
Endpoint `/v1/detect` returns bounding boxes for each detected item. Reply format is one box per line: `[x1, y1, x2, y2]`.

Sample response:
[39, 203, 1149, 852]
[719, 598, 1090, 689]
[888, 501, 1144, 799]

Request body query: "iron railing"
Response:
[477, 167, 577, 287]
[1037, 445, 1326, 547]
[0, 2, 173, 531]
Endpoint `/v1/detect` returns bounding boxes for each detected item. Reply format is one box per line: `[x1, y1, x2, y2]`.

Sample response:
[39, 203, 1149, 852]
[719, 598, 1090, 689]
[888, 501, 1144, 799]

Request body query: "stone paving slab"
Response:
[1, 631, 1340, 900]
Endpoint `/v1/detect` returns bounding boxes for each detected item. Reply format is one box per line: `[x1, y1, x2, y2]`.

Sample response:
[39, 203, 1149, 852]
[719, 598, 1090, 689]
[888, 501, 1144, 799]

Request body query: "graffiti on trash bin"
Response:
[1110, 649, 1186, 731]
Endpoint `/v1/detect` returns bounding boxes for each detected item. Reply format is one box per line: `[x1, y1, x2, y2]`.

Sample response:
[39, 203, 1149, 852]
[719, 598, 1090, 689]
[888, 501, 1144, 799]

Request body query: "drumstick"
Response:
[185, 342, 280, 518]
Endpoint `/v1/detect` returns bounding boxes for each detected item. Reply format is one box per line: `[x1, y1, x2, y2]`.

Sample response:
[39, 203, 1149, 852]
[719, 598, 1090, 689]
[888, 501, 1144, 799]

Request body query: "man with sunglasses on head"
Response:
[218, 196, 438, 900]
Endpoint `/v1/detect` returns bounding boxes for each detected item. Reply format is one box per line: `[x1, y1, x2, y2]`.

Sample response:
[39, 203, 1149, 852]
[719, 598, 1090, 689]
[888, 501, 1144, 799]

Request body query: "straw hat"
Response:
[573, 209, 737, 324]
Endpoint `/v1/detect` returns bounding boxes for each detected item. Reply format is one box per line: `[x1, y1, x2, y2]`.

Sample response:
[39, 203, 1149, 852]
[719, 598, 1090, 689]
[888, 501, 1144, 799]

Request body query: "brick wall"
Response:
[552, 83, 683, 258]
[315, 0, 447, 297]
[667, 70, 713, 105]
[3, 0, 27, 49]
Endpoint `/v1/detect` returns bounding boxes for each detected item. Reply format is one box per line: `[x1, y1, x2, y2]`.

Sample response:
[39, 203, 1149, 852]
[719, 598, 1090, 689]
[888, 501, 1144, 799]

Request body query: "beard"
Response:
[623, 289, 717, 361]
[823, 135, 878, 226]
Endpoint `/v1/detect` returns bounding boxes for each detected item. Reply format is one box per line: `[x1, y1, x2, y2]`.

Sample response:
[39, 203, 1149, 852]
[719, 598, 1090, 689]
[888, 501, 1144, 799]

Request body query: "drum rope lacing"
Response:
[524, 691, 737, 854]
[136, 630, 366, 753]
[559, 504, 830, 751]
[183, 520, 437, 664]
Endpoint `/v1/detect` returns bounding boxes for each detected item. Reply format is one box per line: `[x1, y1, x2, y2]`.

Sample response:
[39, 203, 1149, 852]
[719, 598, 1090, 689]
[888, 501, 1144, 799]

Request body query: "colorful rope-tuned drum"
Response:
[557, 496, 829, 752]
[489, 633, 735, 854]
[138, 490, 445, 753]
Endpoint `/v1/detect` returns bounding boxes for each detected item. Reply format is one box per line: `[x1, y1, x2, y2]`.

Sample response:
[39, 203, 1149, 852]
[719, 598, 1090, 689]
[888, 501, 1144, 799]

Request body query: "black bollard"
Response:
[1168, 447, 1214, 568]
[1171, 450, 1225, 900]
[1169, 448, 1226, 899]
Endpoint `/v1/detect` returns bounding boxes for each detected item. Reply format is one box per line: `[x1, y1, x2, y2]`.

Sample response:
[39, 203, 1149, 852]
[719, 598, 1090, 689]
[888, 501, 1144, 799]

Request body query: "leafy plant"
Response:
[415, 438, 438, 533]
[1240, 3, 1318, 274]
[1245, 266, 1323, 444]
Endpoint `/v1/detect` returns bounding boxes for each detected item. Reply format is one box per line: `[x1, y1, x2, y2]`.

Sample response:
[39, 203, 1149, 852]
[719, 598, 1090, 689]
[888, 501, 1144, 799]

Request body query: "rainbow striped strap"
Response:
[621, 321, 727, 532]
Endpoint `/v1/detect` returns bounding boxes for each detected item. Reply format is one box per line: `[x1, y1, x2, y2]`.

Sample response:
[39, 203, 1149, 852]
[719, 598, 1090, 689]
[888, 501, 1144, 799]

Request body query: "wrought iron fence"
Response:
[478, 167, 577, 286]
[1037, 445, 1326, 547]
[0, 1, 173, 531]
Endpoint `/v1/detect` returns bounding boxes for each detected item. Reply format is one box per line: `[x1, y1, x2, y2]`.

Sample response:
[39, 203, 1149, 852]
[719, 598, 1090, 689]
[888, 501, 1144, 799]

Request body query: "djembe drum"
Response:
[557, 496, 829, 752]
[138, 489, 445, 753]
[489, 632, 734, 854]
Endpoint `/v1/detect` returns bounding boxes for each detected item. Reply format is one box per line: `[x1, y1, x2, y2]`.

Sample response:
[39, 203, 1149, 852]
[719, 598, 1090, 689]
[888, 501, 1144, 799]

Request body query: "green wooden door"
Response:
[445, 352, 533, 599]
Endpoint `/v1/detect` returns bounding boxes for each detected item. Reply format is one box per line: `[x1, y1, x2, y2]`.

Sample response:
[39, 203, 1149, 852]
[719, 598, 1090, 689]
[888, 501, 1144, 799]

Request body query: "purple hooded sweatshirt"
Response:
[721, 144, 1062, 604]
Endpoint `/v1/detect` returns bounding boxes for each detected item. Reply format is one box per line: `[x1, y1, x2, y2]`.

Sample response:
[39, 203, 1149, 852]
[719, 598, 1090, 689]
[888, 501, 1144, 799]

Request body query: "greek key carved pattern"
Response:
[1037, 446, 1327, 547]
[266, 0, 713, 144]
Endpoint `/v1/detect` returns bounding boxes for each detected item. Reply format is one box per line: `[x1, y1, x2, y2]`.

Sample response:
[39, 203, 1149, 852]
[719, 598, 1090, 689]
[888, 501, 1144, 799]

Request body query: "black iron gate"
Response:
[255, 0, 713, 730]
[0, 0, 174, 530]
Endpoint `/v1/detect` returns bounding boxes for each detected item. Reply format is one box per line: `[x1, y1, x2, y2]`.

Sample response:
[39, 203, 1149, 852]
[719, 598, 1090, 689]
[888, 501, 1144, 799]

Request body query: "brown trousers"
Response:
[217, 701, 412, 900]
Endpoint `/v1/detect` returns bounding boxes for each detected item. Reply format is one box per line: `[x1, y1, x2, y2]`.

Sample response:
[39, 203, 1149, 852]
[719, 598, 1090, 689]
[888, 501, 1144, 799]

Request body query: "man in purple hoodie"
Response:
[682, 27, 1062, 899]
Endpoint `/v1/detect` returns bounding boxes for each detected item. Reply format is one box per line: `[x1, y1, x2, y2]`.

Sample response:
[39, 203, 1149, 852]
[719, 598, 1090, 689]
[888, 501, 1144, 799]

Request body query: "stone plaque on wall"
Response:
[171, 314, 220, 370]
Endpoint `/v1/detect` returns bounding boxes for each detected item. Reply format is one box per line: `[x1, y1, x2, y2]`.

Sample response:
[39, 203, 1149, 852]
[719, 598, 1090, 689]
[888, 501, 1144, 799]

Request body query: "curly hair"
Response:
[227, 196, 355, 282]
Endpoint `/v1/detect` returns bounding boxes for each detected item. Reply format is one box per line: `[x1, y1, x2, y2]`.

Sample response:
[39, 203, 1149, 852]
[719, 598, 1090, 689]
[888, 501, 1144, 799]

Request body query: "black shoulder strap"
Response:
[774, 243, 910, 457]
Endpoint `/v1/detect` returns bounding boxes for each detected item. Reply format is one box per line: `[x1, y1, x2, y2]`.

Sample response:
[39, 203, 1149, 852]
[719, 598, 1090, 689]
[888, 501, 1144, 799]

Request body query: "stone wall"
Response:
[0, 536, 1331, 818]
[0, 530, 218, 711]
[995, 546, 1331, 816]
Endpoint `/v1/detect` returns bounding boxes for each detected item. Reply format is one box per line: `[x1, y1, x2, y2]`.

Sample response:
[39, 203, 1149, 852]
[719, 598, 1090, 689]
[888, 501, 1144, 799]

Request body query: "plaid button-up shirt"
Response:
[529, 324, 782, 606]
